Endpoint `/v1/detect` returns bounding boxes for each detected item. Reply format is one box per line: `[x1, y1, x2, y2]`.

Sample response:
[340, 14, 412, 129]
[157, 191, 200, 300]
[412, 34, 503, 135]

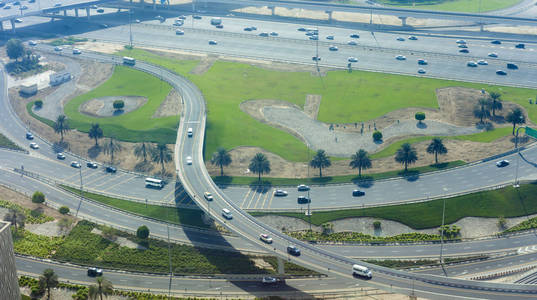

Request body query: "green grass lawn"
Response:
[0, 133, 23, 151]
[62, 66, 178, 144]
[116, 49, 537, 162]
[251, 182, 537, 229]
[61, 185, 209, 229]
[375, 0, 521, 13]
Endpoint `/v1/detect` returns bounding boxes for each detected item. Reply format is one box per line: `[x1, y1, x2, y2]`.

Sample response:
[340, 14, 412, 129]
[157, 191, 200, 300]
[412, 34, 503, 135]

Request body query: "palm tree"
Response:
[54, 114, 70, 142]
[473, 98, 491, 124]
[506, 108, 525, 135]
[89, 277, 113, 300]
[150, 143, 172, 172]
[39, 268, 58, 300]
[249, 153, 271, 182]
[349, 149, 372, 177]
[134, 142, 149, 162]
[426, 138, 448, 164]
[103, 137, 122, 165]
[395, 143, 418, 172]
[3, 209, 25, 231]
[88, 123, 103, 146]
[310, 149, 331, 178]
[211, 147, 232, 177]
[488, 91, 503, 118]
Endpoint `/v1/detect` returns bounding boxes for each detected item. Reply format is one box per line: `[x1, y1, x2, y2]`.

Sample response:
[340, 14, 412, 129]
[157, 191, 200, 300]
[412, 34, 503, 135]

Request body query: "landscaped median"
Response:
[0, 132, 24, 152]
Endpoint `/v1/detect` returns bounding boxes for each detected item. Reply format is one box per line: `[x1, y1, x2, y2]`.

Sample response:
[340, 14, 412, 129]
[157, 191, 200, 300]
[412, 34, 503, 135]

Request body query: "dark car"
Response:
[515, 43, 525, 49]
[312, 56, 321, 61]
[418, 59, 428, 65]
[491, 40, 501, 45]
[215, 24, 223, 29]
[297, 196, 311, 204]
[352, 190, 365, 197]
[287, 245, 301, 256]
[496, 70, 507, 75]
[87, 267, 103, 277]
[297, 184, 310, 191]
[244, 27, 253, 31]
[507, 63, 518, 70]
[459, 49, 469, 53]
[87, 162, 98, 169]
[193, 15, 202, 19]
[105, 166, 117, 173]
[26, 132, 34, 140]
[350, 34, 360, 38]
[496, 160, 509, 167]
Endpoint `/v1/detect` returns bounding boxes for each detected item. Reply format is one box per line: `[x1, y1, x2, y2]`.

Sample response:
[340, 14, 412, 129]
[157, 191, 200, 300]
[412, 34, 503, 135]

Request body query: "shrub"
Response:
[136, 225, 149, 239]
[34, 100, 43, 108]
[373, 220, 381, 230]
[31, 191, 45, 203]
[59, 206, 70, 215]
[498, 216, 507, 229]
[372, 131, 382, 142]
[30, 208, 43, 218]
[112, 100, 125, 110]
[415, 112, 426, 123]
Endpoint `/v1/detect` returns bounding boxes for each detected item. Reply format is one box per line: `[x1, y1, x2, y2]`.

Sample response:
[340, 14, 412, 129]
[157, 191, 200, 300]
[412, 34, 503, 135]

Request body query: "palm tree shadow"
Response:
[53, 141, 68, 153]
[417, 122, 427, 129]
[400, 170, 420, 182]
[87, 145, 101, 159]
[352, 176, 375, 188]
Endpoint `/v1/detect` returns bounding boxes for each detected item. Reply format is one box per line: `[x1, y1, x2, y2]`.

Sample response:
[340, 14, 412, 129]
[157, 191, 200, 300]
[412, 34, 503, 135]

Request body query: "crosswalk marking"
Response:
[518, 245, 537, 255]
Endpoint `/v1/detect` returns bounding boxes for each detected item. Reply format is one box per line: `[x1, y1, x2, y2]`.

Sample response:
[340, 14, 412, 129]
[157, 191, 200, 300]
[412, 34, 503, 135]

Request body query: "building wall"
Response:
[0, 221, 20, 300]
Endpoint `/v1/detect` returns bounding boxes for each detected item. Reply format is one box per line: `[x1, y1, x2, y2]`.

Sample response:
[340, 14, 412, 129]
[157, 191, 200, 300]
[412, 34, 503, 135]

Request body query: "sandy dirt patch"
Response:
[79, 96, 147, 117]
[189, 56, 216, 75]
[76, 60, 114, 93]
[304, 94, 321, 120]
[91, 228, 146, 250]
[152, 89, 182, 118]
[74, 41, 125, 54]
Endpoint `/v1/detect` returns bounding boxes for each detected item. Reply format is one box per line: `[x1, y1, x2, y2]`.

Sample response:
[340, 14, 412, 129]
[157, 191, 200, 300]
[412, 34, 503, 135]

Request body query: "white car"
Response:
[477, 60, 488, 65]
[467, 61, 478, 67]
[56, 153, 66, 160]
[297, 184, 310, 191]
[456, 39, 467, 44]
[329, 45, 338, 51]
[175, 29, 184, 35]
[347, 57, 358, 62]
[326, 35, 334, 40]
[488, 52, 498, 58]
[408, 36, 418, 40]
[347, 41, 357, 46]
[417, 68, 426, 74]
[260, 233, 273, 244]
[71, 161, 81, 168]
[204, 192, 213, 201]
[72, 48, 81, 54]
[396, 37, 405, 41]
[28, 40, 37, 46]
[208, 40, 217, 45]
[186, 156, 192, 165]
[54, 46, 62, 52]
[395, 55, 406, 60]
[274, 189, 288, 196]
[29, 142, 39, 149]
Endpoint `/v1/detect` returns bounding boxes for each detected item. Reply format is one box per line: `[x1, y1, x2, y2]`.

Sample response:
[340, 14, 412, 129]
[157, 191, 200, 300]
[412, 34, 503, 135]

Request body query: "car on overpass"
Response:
[259, 234, 273, 244]
[287, 245, 300, 256]
[496, 160, 509, 167]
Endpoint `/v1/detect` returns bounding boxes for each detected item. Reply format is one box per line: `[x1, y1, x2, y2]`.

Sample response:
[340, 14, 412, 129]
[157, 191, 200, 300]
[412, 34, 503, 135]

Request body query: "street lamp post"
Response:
[307, 190, 312, 240]
[439, 187, 448, 266]
[75, 167, 83, 217]
[514, 126, 524, 188]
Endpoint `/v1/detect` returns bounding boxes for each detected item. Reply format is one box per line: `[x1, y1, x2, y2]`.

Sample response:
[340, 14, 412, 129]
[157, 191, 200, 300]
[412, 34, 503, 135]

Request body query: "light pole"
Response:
[439, 187, 448, 266]
[307, 190, 312, 240]
[75, 167, 83, 217]
[514, 125, 524, 188]
[128, 8, 133, 48]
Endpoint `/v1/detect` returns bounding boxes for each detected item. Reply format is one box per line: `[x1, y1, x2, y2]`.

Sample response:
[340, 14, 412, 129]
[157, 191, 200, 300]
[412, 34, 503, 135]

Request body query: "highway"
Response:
[2, 10, 537, 299]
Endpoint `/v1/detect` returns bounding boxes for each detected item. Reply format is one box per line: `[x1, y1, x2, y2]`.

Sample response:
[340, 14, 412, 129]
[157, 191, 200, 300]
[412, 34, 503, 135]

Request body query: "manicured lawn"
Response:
[63, 66, 178, 144]
[0, 133, 23, 151]
[251, 183, 537, 229]
[61, 185, 209, 228]
[376, 0, 521, 13]
[115, 49, 537, 162]
[213, 160, 465, 185]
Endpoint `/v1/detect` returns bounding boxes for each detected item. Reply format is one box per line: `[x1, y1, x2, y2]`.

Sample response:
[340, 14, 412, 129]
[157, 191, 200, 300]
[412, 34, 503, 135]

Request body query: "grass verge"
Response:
[60, 185, 209, 229]
[375, 0, 521, 13]
[250, 182, 537, 229]
[212, 160, 465, 186]
[0, 133, 24, 152]
[48, 36, 88, 46]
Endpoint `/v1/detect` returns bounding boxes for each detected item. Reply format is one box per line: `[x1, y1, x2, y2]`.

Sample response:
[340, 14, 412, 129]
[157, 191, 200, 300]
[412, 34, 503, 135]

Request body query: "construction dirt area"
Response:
[6, 42, 534, 179]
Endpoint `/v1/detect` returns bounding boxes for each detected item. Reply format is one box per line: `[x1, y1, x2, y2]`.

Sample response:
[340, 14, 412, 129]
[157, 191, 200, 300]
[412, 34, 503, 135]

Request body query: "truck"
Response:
[122, 56, 136, 66]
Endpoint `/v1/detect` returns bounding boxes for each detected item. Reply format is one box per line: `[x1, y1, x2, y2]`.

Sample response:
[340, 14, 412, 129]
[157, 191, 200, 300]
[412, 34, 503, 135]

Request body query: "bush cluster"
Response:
[286, 230, 443, 243]
[504, 216, 537, 234]
[31, 191, 45, 204]
[0, 199, 53, 224]
[59, 206, 70, 215]
[12, 229, 63, 258]
[34, 100, 43, 108]
[5, 56, 42, 75]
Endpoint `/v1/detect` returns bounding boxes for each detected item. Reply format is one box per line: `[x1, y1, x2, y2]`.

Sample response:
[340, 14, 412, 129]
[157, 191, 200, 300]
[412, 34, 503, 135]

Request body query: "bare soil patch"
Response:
[152, 89, 182, 118]
[304, 94, 321, 120]
[189, 56, 216, 75]
[79, 96, 147, 118]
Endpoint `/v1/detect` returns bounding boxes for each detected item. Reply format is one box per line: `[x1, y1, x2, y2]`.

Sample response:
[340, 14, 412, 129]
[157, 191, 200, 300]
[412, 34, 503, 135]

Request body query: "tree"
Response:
[39, 268, 58, 300]
[349, 149, 372, 177]
[54, 114, 70, 142]
[32, 191, 45, 203]
[395, 143, 418, 172]
[57, 218, 73, 234]
[489, 91, 503, 118]
[415, 112, 426, 124]
[59, 206, 70, 214]
[134, 142, 149, 162]
[372, 131, 382, 142]
[89, 277, 113, 300]
[426, 138, 448, 164]
[249, 153, 271, 182]
[88, 123, 103, 146]
[211, 147, 232, 177]
[34, 100, 43, 109]
[506, 108, 525, 135]
[103, 137, 122, 165]
[112, 100, 124, 110]
[136, 225, 150, 239]
[473, 98, 491, 124]
[310, 149, 331, 177]
[6, 39, 24, 61]
[3, 209, 25, 231]
[150, 143, 172, 172]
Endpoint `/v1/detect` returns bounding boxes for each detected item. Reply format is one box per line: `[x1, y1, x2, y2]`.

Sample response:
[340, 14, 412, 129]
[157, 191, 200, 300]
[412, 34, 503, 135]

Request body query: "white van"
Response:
[352, 264, 372, 278]
[187, 128, 193, 137]
[222, 208, 233, 219]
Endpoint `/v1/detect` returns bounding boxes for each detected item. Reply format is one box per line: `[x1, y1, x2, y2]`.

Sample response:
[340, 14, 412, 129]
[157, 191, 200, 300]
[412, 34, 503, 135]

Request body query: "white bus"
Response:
[122, 56, 136, 66]
[352, 264, 372, 278]
[145, 177, 164, 189]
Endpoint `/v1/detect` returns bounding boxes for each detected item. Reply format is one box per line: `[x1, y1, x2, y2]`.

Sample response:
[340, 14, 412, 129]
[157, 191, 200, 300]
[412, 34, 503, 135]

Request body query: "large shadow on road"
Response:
[173, 180, 318, 298]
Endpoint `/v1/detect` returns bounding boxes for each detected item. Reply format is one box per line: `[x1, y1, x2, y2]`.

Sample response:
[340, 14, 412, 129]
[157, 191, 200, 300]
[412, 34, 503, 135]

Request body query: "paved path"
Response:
[263, 106, 481, 156]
